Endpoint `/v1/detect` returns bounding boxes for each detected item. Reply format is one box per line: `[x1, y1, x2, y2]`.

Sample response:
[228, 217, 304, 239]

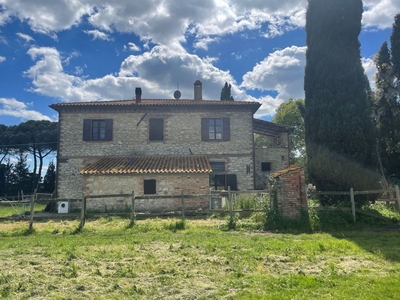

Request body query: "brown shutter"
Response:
[105, 119, 113, 141]
[222, 118, 230, 141]
[201, 118, 209, 141]
[83, 119, 91, 141]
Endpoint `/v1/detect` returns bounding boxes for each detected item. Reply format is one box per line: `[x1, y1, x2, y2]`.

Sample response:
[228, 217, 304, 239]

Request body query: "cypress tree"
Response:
[220, 82, 234, 100]
[391, 13, 400, 82]
[304, 0, 378, 201]
[374, 42, 400, 181]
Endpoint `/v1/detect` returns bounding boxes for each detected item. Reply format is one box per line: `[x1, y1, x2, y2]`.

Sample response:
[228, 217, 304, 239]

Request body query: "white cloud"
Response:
[124, 42, 141, 52]
[362, 57, 377, 89]
[0, 56, 5, 62]
[84, 29, 112, 41]
[363, 0, 400, 29]
[23, 45, 237, 103]
[242, 46, 307, 100]
[0, 0, 92, 36]
[0, 98, 52, 121]
[16, 32, 35, 43]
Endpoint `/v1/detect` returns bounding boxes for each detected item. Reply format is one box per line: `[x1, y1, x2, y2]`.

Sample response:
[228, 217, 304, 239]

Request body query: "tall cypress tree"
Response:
[220, 82, 234, 101]
[304, 0, 378, 200]
[391, 13, 400, 82]
[373, 42, 400, 181]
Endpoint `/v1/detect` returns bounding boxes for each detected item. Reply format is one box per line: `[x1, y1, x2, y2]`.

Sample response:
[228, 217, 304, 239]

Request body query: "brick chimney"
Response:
[194, 80, 202, 100]
[135, 87, 142, 103]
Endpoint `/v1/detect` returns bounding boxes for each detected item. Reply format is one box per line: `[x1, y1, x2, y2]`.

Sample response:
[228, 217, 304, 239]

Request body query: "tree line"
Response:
[0, 120, 58, 197]
[272, 2, 400, 205]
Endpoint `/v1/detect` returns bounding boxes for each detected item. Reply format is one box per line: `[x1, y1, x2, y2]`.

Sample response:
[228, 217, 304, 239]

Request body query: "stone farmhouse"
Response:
[50, 81, 291, 212]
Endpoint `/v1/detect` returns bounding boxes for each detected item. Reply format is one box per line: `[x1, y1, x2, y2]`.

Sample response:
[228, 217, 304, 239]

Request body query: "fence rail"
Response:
[308, 186, 400, 222]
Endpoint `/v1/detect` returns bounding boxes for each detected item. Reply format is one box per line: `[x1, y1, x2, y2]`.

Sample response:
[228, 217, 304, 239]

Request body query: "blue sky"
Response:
[0, 0, 399, 127]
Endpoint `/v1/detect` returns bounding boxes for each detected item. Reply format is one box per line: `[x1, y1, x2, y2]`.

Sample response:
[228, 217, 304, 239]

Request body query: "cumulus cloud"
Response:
[0, 56, 5, 62]
[0, 97, 52, 121]
[363, 0, 400, 29]
[23, 45, 237, 102]
[242, 46, 307, 99]
[16, 32, 35, 43]
[124, 42, 141, 52]
[84, 29, 112, 41]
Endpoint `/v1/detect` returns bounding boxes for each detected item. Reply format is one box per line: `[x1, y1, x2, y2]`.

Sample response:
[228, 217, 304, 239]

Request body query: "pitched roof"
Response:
[50, 99, 261, 113]
[80, 155, 212, 175]
[253, 118, 293, 137]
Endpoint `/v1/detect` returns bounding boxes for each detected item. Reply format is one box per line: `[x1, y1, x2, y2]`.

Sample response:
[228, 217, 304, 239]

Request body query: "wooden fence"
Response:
[2, 188, 269, 232]
[308, 186, 400, 223]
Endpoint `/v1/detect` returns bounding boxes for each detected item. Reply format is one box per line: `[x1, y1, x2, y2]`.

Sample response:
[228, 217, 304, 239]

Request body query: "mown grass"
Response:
[1, 215, 400, 299]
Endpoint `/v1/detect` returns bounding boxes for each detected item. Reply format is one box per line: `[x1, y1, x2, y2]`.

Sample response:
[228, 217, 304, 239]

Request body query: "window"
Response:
[149, 118, 164, 141]
[209, 174, 237, 191]
[210, 161, 225, 173]
[83, 119, 113, 141]
[92, 120, 105, 140]
[144, 179, 156, 194]
[261, 162, 271, 172]
[209, 118, 222, 140]
[201, 118, 230, 141]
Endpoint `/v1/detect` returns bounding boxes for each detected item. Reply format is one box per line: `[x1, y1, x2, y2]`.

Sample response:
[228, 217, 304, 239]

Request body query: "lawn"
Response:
[1, 216, 400, 299]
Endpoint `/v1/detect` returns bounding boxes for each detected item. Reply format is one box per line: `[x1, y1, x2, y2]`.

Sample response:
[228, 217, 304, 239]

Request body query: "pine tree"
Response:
[220, 82, 234, 100]
[304, 0, 378, 201]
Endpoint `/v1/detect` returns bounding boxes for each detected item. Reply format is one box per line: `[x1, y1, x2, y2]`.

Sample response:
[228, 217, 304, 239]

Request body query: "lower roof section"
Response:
[80, 155, 212, 175]
[253, 118, 293, 137]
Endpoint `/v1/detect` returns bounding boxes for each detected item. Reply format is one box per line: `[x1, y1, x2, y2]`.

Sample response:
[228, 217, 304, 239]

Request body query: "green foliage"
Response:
[232, 194, 269, 210]
[391, 13, 400, 80]
[220, 82, 234, 101]
[264, 209, 312, 232]
[273, 98, 306, 166]
[304, 0, 378, 196]
[163, 219, 187, 232]
[373, 41, 400, 182]
[41, 161, 56, 193]
[307, 146, 380, 205]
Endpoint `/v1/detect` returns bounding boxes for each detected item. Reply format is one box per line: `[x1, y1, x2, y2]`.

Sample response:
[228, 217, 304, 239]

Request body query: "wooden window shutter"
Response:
[105, 119, 113, 141]
[83, 119, 91, 141]
[201, 118, 209, 141]
[222, 118, 230, 141]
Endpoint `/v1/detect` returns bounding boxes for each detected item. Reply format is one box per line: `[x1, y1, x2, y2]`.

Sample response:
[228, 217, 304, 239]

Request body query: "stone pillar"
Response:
[269, 165, 307, 219]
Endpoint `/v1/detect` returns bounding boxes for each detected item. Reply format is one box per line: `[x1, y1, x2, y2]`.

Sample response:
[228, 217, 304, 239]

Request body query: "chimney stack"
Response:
[135, 87, 142, 103]
[194, 80, 202, 100]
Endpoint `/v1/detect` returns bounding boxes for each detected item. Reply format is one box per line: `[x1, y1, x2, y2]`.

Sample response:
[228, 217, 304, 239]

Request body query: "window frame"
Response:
[149, 118, 164, 141]
[144, 179, 157, 195]
[83, 119, 113, 141]
[201, 117, 230, 141]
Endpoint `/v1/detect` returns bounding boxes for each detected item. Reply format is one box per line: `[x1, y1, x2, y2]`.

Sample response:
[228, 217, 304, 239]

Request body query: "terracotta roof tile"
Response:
[50, 99, 260, 108]
[80, 155, 212, 175]
[270, 164, 302, 178]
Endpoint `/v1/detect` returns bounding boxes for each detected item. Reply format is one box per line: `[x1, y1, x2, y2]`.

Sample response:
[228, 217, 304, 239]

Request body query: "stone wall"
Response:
[82, 173, 209, 212]
[57, 107, 255, 199]
[254, 147, 290, 190]
[270, 166, 307, 219]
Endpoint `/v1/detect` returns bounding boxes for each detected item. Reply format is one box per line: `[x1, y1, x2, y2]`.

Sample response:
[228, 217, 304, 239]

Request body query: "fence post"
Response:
[28, 189, 36, 232]
[350, 187, 356, 223]
[395, 185, 400, 212]
[181, 190, 185, 220]
[78, 194, 86, 231]
[130, 190, 136, 227]
[228, 186, 233, 223]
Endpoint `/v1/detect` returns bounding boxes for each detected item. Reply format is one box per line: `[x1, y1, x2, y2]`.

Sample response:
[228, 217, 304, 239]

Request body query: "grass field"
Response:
[1, 215, 400, 299]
